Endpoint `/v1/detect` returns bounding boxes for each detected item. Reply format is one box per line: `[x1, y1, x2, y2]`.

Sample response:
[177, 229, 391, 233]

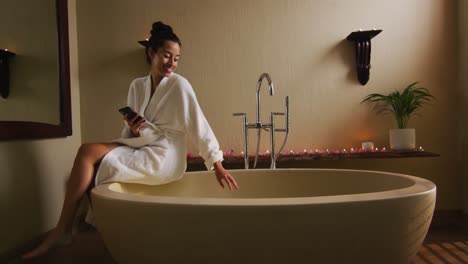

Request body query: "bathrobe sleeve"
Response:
[179, 79, 223, 170]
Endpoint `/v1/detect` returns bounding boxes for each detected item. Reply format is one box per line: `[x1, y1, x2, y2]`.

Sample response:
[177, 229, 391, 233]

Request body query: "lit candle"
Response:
[419, 146, 424, 152]
[240, 151, 244, 156]
[361, 141, 374, 151]
[290, 150, 294, 155]
[303, 149, 307, 154]
[375, 147, 379, 151]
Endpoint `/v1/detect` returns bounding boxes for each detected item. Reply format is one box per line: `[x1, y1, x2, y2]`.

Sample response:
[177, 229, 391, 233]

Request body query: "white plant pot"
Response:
[389, 128, 416, 150]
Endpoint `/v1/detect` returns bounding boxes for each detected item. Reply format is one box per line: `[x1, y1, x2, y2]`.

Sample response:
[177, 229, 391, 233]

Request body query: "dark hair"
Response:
[146, 21, 181, 64]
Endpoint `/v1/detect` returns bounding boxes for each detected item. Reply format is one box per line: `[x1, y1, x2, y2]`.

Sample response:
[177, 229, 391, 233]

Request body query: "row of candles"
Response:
[186, 144, 425, 158]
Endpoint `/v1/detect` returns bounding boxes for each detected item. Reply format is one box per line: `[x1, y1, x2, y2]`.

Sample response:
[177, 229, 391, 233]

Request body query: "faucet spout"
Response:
[256, 73, 274, 124]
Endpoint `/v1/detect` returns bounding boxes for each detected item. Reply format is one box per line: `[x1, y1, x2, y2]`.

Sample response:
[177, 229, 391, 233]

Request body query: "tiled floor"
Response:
[9, 226, 468, 264]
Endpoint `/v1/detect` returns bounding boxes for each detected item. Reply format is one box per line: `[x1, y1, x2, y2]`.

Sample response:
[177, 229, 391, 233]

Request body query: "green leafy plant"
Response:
[361, 82, 435, 129]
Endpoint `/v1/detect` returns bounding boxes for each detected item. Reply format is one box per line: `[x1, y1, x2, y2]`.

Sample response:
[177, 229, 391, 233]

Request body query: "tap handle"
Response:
[233, 112, 246, 117]
[272, 112, 284, 116]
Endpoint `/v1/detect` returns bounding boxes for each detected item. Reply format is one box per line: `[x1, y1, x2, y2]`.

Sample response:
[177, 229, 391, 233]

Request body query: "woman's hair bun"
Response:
[151, 21, 173, 36]
[145, 21, 181, 64]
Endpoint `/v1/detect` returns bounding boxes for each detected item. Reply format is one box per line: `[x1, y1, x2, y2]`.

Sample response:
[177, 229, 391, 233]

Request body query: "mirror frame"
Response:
[0, 0, 71, 140]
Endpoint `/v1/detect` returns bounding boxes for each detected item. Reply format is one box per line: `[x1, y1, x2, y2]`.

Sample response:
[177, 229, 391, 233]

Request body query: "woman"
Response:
[22, 21, 238, 259]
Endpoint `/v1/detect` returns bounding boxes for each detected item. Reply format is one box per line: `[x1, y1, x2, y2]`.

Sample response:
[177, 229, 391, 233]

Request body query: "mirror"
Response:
[0, 0, 71, 140]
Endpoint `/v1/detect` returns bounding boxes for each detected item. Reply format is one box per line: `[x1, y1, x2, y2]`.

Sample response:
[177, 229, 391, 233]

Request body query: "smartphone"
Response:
[118, 106, 143, 123]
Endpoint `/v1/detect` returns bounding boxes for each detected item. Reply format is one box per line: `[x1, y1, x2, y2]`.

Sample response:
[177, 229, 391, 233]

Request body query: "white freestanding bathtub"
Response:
[91, 169, 436, 264]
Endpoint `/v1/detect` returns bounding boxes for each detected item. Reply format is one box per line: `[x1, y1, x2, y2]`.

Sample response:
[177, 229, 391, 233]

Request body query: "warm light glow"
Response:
[218, 144, 422, 158]
[5, 49, 7, 51]
[361, 141, 374, 151]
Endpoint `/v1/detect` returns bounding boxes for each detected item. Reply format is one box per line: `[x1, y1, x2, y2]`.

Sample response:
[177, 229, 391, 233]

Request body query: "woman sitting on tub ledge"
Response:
[22, 21, 239, 260]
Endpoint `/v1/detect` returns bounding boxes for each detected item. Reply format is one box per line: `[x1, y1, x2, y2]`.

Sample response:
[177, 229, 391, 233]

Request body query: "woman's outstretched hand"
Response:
[123, 114, 145, 137]
[213, 161, 239, 191]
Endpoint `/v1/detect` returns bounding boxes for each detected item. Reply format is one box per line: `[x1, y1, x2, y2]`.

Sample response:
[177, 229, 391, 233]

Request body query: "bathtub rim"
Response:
[91, 168, 436, 207]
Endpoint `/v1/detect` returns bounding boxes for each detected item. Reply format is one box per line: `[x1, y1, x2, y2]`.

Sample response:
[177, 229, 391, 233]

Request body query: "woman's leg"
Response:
[22, 142, 120, 259]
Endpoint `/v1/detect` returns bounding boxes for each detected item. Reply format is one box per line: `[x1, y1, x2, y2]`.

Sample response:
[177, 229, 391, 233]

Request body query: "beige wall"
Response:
[77, 0, 460, 209]
[459, 1, 468, 218]
[0, 0, 81, 255]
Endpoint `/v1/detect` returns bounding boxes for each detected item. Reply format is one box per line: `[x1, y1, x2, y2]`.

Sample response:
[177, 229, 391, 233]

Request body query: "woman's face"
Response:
[149, 40, 181, 79]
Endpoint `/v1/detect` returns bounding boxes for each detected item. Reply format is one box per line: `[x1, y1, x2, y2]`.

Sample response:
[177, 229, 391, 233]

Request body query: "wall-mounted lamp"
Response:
[138, 39, 149, 48]
[0, 49, 15, 98]
[346, 29, 382, 85]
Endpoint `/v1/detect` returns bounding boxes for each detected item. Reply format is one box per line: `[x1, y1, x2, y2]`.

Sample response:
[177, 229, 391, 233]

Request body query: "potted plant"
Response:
[361, 82, 435, 150]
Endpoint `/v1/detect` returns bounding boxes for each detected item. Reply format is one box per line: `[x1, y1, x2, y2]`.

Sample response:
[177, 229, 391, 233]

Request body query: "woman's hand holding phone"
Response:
[119, 107, 145, 137]
[126, 114, 146, 137]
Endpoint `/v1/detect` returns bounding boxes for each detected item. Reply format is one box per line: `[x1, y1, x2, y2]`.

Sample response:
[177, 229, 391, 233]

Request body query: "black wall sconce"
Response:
[139, 39, 151, 63]
[346, 29, 382, 85]
[138, 39, 149, 48]
[0, 49, 16, 98]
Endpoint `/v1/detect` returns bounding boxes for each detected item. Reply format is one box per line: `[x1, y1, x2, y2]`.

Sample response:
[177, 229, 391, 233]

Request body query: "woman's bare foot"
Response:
[21, 228, 72, 260]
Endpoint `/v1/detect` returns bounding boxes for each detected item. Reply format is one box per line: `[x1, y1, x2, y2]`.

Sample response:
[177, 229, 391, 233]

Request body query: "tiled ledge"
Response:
[187, 150, 439, 170]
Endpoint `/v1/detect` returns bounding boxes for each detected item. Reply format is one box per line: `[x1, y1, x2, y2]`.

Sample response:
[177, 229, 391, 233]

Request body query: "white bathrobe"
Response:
[95, 73, 224, 186]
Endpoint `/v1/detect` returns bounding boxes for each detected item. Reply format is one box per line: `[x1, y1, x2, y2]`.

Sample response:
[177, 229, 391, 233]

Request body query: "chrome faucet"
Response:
[233, 73, 290, 169]
[256, 73, 274, 126]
